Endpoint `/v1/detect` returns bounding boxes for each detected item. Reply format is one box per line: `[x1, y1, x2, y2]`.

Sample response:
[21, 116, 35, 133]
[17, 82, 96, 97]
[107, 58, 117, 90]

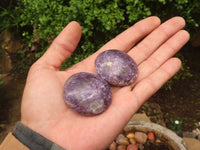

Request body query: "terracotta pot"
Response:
[124, 121, 188, 150]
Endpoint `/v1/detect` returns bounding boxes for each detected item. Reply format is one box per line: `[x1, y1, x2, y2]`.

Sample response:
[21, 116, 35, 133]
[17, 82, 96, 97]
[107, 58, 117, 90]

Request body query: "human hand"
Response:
[21, 16, 189, 150]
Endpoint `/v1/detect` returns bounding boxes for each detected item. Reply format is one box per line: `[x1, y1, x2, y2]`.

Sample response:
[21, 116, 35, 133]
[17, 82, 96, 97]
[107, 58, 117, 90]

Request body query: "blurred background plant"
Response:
[0, 0, 200, 73]
[170, 118, 183, 131]
[0, 0, 19, 34]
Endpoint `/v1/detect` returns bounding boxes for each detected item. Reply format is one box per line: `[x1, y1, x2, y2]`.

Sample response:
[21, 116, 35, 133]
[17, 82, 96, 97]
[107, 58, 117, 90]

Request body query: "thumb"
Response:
[39, 21, 82, 69]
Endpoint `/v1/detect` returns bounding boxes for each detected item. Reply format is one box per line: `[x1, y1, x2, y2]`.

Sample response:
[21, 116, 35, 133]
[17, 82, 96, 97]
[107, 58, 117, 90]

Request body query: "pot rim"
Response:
[125, 121, 188, 150]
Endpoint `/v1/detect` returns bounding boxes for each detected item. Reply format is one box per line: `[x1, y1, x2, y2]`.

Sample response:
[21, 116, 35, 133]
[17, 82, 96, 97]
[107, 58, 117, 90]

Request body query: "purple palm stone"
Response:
[95, 49, 138, 86]
[63, 72, 111, 115]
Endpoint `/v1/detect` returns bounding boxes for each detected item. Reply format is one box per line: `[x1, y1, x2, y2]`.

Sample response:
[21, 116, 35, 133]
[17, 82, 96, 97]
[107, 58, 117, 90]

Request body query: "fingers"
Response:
[130, 58, 181, 107]
[39, 21, 82, 69]
[135, 30, 190, 83]
[105, 58, 182, 126]
[128, 17, 186, 65]
[96, 16, 161, 55]
[76, 16, 161, 73]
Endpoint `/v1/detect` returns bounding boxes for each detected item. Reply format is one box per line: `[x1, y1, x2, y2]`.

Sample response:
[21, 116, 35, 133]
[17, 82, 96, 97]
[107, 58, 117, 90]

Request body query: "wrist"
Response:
[13, 122, 64, 150]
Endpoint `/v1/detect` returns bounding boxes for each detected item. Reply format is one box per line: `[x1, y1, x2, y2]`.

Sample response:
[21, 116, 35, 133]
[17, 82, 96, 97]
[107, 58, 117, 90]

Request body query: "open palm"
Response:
[21, 16, 189, 150]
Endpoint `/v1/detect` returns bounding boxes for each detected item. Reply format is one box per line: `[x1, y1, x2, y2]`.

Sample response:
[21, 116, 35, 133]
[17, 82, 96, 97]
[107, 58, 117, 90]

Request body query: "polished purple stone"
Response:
[95, 49, 138, 86]
[63, 72, 112, 115]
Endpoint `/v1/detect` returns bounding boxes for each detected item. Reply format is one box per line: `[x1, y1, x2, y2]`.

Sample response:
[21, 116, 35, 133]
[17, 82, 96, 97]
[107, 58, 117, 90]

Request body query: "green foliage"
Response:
[13, 0, 200, 54]
[15, 0, 128, 61]
[169, 118, 183, 131]
[0, 0, 19, 33]
[126, 0, 152, 21]
[1, 0, 199, 79]
[6, 1, 200, 52]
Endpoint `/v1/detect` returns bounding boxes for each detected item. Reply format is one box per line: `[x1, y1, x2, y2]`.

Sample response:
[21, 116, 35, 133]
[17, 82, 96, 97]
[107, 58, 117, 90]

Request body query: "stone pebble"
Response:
[126, 132, 135, 139]
[147, 132, 155, 142]
[129, 138, 136, 144]
[116, 134, 129, 145]
[126, 144, 138, 150]
[109, 131, 160, 150]
[109, 141, 117, 150]
[117, 145, 126, 150]
[134, 132, 147, 144]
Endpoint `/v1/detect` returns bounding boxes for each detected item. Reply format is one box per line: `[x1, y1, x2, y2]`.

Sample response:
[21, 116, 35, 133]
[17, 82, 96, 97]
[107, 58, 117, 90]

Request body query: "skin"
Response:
[21, 16, 189, 150]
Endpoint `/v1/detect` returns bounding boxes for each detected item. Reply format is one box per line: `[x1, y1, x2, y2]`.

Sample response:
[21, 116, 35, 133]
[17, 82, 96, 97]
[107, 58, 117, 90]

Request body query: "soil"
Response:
[0, 75, 25, 143]
[139, 44, 200, 132]
[156, 44, 200, 132]
[0, 43, 200, 144]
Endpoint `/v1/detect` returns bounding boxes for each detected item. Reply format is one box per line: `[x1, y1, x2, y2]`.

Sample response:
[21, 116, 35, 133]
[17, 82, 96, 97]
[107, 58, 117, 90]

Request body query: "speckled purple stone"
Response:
[63, 72, 112, 116]
[95, 49, 138, 86]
